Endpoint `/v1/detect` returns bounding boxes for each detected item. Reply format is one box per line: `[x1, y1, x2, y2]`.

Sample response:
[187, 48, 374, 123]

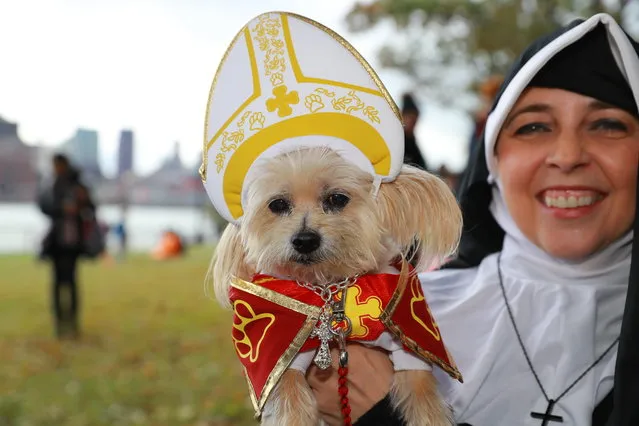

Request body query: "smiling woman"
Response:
[307, 12, 639, 426]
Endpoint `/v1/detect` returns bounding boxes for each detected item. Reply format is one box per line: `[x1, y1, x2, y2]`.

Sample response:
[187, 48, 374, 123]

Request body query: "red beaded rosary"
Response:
[334, 293, 352, 426]
[338, 363, 352, 425]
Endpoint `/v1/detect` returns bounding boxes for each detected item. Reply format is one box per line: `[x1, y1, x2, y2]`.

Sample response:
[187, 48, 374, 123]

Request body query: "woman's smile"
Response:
[536, 187, 607, 219]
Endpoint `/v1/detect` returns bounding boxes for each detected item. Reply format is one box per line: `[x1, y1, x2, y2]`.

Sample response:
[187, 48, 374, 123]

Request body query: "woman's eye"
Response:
[323, 193, 350, 213]
[268, 198, 291, 215]
[514, 123, 550, 135]
[591, 118, 628, 136]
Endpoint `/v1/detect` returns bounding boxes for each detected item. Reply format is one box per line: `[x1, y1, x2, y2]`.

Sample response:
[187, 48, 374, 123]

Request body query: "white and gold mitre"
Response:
[200, 11, 404, 224]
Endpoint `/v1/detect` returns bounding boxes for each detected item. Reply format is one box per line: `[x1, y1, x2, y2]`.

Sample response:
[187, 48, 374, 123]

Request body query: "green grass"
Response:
[0, 247, 257, 426]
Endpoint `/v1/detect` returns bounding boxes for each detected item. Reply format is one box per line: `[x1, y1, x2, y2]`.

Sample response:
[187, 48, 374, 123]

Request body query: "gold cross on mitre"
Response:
[200, 11, 405, 224]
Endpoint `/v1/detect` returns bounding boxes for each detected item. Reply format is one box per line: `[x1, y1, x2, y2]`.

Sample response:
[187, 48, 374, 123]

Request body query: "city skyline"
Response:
[2, 117, 200, 179]
[0, 114, 206, 207]
[0, 114, 198, 181]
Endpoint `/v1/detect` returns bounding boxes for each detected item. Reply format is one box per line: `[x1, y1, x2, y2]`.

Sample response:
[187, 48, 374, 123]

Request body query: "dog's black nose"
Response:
[291, 231, 321, 254]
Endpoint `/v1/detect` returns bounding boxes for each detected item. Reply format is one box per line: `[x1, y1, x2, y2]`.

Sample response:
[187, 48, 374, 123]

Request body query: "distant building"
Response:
[131, 141, 206, 206]
[117, 130, 134, 178]
[60, 128, 102, 185]
[0, 116, 39, 202]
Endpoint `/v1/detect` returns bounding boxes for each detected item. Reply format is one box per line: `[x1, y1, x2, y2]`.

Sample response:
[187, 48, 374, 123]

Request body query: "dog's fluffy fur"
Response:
[210, 147, 462, 425]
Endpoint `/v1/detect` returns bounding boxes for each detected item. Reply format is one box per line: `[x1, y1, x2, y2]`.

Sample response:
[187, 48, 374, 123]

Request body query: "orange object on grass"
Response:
[152, 231, 183, 260]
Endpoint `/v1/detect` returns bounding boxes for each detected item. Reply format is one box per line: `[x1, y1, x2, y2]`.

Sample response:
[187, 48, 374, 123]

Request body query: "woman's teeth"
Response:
[542, 191, 602, 209]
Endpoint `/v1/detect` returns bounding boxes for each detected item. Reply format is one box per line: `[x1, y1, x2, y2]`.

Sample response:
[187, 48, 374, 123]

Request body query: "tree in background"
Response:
[345, 0, 636, 109]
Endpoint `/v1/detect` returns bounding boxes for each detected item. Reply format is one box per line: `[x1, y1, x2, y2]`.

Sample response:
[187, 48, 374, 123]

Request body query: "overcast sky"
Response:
[0, 0, 473, 176]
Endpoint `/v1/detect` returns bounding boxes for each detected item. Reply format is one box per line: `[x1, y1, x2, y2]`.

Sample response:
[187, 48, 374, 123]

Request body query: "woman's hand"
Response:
[306, 343, 394, 425]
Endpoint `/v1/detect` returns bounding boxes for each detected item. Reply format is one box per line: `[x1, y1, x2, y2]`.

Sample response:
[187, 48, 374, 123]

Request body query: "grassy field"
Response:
[0, 247, 257, 426]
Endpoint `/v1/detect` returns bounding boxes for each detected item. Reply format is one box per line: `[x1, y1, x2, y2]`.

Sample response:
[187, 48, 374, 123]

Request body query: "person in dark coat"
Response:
[38, 154, 95, 339]
[401, 93, 428, 170]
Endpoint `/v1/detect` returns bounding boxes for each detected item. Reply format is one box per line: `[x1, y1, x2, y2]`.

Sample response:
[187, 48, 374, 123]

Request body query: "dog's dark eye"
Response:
[323, 193, 350, 213]
[268, 198, 291, 215]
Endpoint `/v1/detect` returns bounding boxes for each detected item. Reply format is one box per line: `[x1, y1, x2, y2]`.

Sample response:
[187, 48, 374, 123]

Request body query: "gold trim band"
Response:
[231, 276, 322, 317]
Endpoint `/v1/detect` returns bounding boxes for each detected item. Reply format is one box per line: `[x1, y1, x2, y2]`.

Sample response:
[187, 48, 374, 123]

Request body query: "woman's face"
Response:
[53, 159, 67, 177]
[496, 88, 639, 260]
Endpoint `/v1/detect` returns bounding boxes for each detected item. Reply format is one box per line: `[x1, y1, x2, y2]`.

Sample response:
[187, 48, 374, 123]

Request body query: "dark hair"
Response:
[52, 153, 70, 166]
[401, 93, 421, 116]
[52, 153, 81, 183]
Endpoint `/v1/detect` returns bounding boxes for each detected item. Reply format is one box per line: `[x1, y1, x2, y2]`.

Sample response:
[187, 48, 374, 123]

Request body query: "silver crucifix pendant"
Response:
[310, 306, 335, 370]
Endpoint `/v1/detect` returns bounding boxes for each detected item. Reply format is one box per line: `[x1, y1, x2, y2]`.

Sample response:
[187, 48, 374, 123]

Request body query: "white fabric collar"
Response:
[421, 221, 630, 425]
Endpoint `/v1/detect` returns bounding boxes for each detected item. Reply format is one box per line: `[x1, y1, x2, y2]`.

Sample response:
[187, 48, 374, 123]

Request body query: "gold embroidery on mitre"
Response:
[252, 14, 286, 89]
[214, 110, 270, 173]
[215, 111, 247, 173]
[409, 274, 441, 341]
[304, 88, 381, 124]
[232, 300, 276, 363]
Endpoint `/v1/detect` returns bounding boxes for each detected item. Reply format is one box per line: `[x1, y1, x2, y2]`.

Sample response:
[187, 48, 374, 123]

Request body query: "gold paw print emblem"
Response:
[409, 276, 441, 341]
[304, 93, 325, 113]
[249, 112, 265, 131]
[270, 73, 284, 87]
[266, 85, 299, 117]
[232, 300, 275, 363]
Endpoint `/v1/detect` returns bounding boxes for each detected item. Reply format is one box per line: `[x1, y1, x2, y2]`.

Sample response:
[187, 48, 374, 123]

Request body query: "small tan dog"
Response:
[211, 146, 462, 425]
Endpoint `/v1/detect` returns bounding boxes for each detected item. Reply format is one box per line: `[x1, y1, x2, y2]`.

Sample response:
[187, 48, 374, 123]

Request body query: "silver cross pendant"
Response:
[310, 306, 335, 370]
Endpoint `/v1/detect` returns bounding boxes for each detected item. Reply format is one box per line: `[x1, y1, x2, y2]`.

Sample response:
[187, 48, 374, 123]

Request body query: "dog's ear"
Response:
[377, 165, 462, 271]
[207, 222, 252, 309]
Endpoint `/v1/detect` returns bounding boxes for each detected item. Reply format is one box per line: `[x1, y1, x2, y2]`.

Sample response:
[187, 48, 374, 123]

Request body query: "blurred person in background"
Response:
[37, 153, 96, 339]
[471, 74, 504, 145]
[401, 92, 428, 170]
[456, 74, 504, 194]
[113, 219, 127, 262]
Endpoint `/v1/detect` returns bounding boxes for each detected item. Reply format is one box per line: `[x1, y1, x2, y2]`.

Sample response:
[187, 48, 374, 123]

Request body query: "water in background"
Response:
[0, 203, 218, 254]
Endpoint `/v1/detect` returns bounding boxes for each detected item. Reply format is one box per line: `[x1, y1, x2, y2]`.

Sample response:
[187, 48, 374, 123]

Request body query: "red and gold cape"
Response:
[228, 261, 462, 417]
